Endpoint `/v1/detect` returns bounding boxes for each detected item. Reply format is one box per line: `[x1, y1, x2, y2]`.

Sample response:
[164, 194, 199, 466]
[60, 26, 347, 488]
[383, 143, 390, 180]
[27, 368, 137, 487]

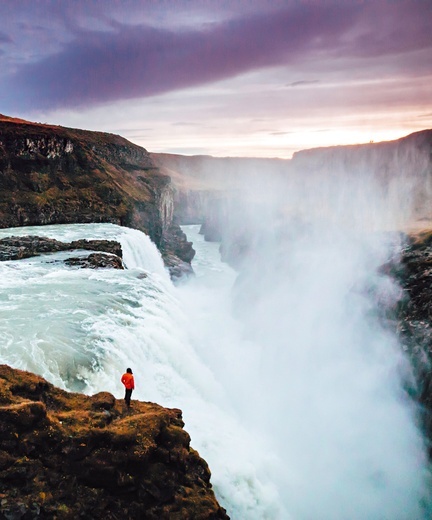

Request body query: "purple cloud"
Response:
[0, 32, 12, 44]
[2, 4, 356, 110]
[288, 80, 320, 87]
[1, 0, 431, 112]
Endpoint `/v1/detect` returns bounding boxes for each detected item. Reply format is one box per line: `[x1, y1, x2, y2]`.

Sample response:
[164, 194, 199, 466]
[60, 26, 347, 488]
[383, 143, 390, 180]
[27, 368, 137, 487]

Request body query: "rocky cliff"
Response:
[290, 129, 432, 224]
[0, 364, 228, 519]
[150, 152, 288, 229]
[152, 130, 432, 248]
[385, 230, 432, 451]
[0, 115, 194, 277]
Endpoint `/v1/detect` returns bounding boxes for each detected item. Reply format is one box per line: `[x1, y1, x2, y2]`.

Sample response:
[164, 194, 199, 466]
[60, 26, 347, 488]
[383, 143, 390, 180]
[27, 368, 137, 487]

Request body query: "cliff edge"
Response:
[0, 115, 194, 277]
[0, 364, 228, 519]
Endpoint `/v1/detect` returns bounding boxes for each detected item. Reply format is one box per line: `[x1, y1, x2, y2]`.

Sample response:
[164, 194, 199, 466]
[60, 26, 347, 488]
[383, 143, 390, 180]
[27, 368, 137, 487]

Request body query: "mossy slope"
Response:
[0, 365, 228, 519]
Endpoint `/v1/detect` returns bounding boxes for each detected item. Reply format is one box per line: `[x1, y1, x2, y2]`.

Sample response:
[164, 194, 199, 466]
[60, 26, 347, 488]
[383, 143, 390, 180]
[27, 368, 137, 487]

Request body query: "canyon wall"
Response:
[150, 152, 289, 234]
[155, 131, 432, 447]
[0, 115, 194, 276]
[152, 130, 432, 241]
[290, 130, 432, 224]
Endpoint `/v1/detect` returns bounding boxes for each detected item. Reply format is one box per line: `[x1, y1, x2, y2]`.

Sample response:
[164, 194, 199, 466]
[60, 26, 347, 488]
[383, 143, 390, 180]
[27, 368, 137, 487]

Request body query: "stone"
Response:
[385, 230, 432, 453]
[64, 252, 124, 269]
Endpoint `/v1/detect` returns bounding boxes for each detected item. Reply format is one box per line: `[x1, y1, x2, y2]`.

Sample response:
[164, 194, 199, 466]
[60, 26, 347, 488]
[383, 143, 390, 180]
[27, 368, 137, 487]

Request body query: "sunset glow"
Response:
[1, 0, 431, 157]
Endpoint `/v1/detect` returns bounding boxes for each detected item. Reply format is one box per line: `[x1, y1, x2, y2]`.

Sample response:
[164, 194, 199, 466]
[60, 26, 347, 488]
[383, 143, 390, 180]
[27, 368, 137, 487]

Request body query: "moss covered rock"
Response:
[0, 365, 228, 519]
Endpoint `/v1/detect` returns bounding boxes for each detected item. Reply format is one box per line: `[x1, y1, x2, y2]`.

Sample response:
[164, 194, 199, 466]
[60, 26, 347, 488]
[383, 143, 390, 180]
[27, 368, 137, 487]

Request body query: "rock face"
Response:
[0, 364, 229, 519]
[150, 152, 288, 230]
[290, 130, 432, 225]
[389, 231, 432, 448]
[152, 130, 432, 254]
[0, 115, 194, 276]
[160, 224, 195, 280]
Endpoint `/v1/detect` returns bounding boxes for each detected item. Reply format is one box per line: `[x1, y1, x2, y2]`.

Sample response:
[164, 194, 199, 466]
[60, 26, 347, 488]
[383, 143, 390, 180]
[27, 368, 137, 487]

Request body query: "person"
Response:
[121, 368, 135, 408]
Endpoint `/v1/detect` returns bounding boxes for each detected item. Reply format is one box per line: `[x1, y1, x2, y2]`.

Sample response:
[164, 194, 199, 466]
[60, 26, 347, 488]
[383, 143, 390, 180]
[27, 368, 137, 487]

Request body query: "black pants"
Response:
[124, 388, 133, 407]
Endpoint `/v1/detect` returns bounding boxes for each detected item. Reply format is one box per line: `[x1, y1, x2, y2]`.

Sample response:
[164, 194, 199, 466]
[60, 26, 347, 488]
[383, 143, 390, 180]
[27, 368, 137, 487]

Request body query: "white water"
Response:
[0, 221, 430, 519]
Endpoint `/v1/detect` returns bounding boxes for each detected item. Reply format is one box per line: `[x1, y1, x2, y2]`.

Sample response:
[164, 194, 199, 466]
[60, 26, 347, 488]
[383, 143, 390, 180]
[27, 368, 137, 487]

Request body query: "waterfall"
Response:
[0, 218, 430, 519]
[0, 223, 280, 518]
[177, 160, 432, 519]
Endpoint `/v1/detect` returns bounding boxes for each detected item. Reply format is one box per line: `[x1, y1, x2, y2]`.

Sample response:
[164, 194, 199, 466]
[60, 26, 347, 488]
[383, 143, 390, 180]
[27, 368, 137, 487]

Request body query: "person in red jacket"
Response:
[121, 368, 135, 408]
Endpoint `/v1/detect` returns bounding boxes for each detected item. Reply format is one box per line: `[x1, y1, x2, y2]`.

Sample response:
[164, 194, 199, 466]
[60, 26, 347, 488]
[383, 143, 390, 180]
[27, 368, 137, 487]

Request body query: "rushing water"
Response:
[0, 222, 430, 519]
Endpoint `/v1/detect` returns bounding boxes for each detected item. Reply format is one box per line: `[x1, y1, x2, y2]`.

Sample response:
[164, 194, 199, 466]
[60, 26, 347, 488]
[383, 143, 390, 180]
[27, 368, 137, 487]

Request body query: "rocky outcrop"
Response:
[0, 236, 122, 262]
[0, 236, 126, 269]
[0, 115, 194, 276]
[64, 252, 124, 270]
[0, 364, 228, 519]
[160, 224, 195, 280]
[386, 231, 432, 449]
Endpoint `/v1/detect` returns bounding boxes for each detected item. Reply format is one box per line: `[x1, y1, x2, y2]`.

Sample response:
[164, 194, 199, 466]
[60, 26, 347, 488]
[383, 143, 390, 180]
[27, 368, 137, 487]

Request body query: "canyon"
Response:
[1, 114, 432, 516]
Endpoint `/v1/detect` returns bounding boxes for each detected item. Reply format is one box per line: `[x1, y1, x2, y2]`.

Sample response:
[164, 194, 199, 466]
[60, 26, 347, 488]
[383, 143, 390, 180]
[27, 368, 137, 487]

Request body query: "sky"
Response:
[0, 0, 431, 158]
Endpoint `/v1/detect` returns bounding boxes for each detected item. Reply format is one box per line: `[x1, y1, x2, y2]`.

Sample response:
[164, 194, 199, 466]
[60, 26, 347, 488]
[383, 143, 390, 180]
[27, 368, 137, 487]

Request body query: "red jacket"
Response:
[121, 373, 135, 390]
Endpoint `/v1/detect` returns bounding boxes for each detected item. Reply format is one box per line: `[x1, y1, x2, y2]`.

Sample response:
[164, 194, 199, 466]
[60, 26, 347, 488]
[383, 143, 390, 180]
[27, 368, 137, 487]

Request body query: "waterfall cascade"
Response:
[0, 221, 430, 519]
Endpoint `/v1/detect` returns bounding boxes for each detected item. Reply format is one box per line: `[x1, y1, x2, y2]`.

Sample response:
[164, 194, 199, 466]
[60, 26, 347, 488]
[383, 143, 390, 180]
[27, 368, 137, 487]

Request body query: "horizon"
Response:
[1, 112, 430, 161]
[1, 0, 431, 158]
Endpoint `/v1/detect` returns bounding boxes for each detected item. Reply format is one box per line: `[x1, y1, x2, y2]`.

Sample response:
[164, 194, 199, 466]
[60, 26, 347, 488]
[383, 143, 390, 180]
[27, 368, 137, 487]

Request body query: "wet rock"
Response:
[0, 236, 122, 262]
[389, 230, 432, 451]
[163, 253, 195, 281]
[64, 252, 124, 269]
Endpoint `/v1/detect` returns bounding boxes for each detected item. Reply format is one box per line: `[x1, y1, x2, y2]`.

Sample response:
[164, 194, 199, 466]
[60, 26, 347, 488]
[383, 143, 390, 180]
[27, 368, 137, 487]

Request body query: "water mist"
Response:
[178, 164, 432, 519]
[0, 159, 430, 518]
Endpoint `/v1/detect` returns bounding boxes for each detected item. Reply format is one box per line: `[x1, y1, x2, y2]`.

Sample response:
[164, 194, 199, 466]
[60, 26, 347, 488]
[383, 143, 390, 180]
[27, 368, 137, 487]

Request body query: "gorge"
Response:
[1, 115, 432, 519]
[0, 114, 194, 279]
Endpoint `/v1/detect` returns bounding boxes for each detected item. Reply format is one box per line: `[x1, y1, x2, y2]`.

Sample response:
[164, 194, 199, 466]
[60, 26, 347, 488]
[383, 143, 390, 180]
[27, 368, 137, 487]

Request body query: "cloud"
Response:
[1, 0, 431, 114]
[348, 0, 432, 58]
[288, 80, 320, 87]
[0, 3, 360, 110]
[0, 32, 12, 44]
[171, 122, 202, 127]
[418, 113, 432, 119]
